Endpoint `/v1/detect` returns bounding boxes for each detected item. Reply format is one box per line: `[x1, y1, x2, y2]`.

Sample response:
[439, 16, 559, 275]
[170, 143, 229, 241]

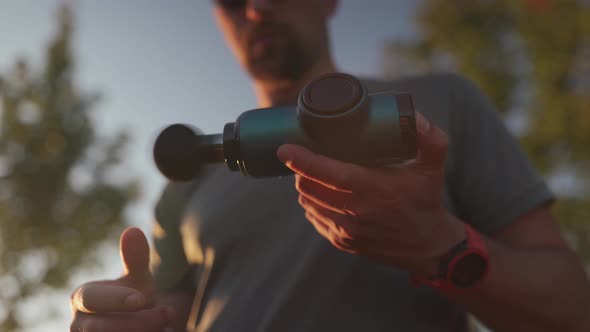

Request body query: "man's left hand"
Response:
[277, 112, 465, 278]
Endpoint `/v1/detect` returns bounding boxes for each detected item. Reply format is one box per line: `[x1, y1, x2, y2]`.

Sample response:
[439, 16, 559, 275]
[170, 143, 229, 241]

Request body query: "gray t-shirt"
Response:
[150, 73, 554, 332]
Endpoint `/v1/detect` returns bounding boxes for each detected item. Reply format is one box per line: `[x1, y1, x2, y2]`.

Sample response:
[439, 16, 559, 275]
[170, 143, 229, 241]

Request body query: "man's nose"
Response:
[246, 0, 277, 22]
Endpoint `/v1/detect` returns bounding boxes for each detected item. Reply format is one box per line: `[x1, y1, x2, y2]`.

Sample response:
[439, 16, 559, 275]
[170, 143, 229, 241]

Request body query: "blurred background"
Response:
[0, 1, 588, 331]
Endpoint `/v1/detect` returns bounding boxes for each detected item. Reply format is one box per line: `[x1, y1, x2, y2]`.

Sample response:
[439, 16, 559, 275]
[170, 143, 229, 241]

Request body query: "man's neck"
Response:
[252, 56, 338, 108]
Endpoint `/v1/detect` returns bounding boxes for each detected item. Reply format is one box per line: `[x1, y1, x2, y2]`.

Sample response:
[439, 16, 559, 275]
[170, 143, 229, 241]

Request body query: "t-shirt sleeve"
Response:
[447, 75, 555, 235]
[150, 181, 200, 293]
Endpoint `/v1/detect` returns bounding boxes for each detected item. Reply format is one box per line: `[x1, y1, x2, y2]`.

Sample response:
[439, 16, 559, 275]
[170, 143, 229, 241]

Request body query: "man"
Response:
[70, 1, 590, 331]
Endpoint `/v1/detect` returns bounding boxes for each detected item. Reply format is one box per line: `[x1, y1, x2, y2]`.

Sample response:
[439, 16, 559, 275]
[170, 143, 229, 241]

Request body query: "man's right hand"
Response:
[70, 227, 176, 332]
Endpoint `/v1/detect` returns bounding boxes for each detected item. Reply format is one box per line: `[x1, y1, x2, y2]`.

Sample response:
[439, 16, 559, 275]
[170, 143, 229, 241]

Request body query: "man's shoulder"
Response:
[359, 72, 491, 128]
[358, 72, 480, 131]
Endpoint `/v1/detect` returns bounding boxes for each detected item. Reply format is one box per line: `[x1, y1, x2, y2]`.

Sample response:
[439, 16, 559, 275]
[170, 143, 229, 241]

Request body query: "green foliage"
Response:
[384, 0, 590, 260]
[0, 5, 139, 331]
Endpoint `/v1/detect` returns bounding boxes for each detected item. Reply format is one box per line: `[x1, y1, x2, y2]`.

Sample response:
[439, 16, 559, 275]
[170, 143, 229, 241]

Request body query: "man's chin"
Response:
[247, 59, 297, 81]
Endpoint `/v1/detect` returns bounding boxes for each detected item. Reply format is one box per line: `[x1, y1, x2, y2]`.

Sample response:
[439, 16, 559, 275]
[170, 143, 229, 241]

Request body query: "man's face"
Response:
[212, 0, 337, 81]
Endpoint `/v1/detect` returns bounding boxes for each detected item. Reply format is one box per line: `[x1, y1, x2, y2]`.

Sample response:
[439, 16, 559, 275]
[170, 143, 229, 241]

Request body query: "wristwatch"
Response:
[410, 223, 489, 290]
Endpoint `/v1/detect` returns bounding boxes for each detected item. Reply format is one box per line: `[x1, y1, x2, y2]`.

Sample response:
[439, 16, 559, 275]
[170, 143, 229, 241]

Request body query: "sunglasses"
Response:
[214, 0, 247, 10]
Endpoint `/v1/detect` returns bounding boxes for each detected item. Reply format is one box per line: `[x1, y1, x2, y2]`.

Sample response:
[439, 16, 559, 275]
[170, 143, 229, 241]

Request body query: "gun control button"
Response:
[302, 73, 362, 116]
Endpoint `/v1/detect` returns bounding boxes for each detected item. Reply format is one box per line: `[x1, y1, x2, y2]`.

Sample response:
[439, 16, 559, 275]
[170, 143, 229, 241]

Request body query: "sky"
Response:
[0, 1, 421, 330]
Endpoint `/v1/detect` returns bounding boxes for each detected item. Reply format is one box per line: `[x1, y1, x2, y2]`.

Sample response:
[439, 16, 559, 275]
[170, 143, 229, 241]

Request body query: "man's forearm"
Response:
[442, 232, 590, 332]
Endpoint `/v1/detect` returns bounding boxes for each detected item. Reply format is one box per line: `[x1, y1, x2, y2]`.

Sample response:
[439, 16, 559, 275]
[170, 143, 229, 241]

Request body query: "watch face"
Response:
[451, 252, 488, 288]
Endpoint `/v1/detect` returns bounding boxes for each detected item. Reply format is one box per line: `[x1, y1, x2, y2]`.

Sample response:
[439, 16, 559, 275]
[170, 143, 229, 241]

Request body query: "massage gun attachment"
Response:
[153, 73, 418, 181]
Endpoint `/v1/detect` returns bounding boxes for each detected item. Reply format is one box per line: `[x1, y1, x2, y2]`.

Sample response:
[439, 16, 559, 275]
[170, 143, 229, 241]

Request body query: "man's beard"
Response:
[243, 21, 316, 81]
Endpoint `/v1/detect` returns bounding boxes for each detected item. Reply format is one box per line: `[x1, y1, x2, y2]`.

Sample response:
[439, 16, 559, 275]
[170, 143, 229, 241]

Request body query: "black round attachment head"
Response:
[153, 124, 203, 181]
[301, 73, 363, 116]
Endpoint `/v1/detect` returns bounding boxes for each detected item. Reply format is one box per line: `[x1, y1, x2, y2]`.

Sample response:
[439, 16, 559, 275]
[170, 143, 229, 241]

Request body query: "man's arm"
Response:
[444, 205, 590, 332]
[277, 106, 590, 332]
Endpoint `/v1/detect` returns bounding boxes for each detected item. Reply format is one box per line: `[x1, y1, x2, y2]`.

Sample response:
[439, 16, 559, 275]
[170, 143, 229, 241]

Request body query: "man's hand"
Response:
[70, 227, 176, 332]
[277, 112, 465, 277]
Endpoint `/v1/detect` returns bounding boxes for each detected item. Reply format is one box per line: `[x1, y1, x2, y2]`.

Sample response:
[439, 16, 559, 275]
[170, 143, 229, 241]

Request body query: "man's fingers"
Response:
[69, 228, 156, 318]
[119, 227, 152, 283]
[305, 211, 332, 240]
[277, 144, 376, 193]
[295, 175, 353, 215]
[71, 283, 148, 314]
[71, 306, 175, 332]
[413, 111, 449, 170]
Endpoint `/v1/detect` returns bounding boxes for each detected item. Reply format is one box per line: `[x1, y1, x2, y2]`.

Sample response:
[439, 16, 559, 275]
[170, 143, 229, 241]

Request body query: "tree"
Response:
[0, 4, 139, 331]
[383, 0, 590, 261]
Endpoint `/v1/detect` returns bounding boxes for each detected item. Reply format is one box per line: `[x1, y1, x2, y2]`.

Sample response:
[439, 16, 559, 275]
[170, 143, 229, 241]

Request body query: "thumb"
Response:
[119, 227, 153, 284]
[413, 112, 449, 170]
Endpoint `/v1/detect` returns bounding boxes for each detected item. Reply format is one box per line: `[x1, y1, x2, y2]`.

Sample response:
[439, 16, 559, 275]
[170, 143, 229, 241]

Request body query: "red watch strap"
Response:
[410, 223, 489, 291]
